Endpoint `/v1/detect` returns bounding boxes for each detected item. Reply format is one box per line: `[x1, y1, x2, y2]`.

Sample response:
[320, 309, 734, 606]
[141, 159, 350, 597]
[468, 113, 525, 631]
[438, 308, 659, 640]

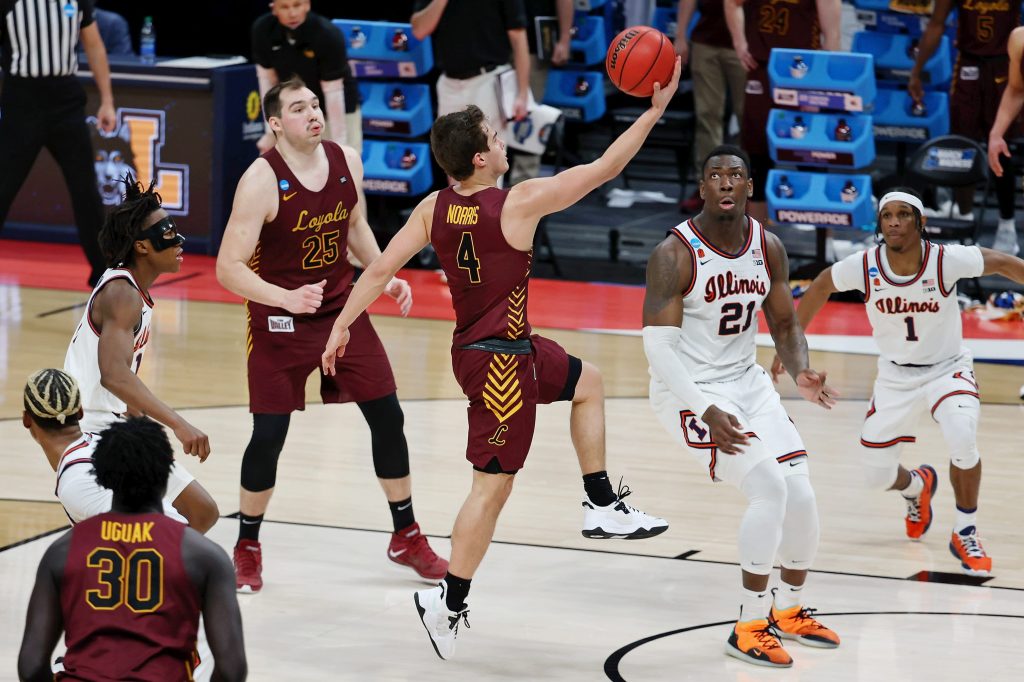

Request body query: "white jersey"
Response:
[64, 268, 154, 430]
[831, 241, 984, 366]
[659, 217, 771, 383]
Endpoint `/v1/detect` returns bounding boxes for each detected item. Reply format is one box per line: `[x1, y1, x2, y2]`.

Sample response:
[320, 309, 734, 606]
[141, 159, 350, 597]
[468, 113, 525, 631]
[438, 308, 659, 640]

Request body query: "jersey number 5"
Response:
[457, 232, 482, 283]
[85, 547, 164, 613]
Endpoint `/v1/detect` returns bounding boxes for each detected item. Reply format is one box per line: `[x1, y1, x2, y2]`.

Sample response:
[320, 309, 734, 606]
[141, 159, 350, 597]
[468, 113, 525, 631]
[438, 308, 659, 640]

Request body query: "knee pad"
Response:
[861, 444, 900, 490]
[779, 474, 819, 570]
[358, 393, 410, 479]
[936, 405, 980, 470]
[240, 414, 290, 492]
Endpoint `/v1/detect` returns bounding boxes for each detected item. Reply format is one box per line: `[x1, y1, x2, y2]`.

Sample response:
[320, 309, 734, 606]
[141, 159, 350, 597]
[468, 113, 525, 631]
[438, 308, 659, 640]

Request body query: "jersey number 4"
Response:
[719, 301, 756, 336]
[457, 232, 482, 283]
[85, 547, 164, 613]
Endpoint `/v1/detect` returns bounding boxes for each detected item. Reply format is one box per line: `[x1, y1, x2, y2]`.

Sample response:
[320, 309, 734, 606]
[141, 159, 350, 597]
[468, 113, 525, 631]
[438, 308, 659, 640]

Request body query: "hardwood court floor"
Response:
[2, 270, 1024, 680]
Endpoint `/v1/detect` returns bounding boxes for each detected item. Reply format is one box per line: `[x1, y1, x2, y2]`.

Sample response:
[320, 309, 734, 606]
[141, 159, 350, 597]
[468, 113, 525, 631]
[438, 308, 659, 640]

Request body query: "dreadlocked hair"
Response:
[91, 417, 173, 509]
[98, 172, 164, 268]
[24, 369, 81, 430]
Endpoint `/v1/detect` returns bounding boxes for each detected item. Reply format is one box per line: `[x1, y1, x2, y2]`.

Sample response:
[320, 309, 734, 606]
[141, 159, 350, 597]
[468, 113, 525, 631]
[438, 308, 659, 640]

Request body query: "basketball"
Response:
[605, 26, 675, 98]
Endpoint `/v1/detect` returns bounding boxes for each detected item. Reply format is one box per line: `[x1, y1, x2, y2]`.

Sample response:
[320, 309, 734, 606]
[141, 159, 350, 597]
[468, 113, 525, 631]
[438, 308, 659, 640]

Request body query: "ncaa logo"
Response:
[513, 118, 533, 144]
[279, 179, 290, 191]
[90, 108, 189, 214]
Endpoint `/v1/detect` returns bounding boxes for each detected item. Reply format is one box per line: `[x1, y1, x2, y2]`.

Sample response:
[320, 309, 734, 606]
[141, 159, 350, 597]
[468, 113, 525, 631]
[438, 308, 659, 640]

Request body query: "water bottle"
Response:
[140, 16, 156, 65]
[350, 26, 367, 50]
[777, 175, 795, 199]
[834, 118, 852, 142]
[388, 88, 406, 110]
[790, 116, 807, 139]
[391, 28, 409, 52]
[911, 101, 927, 117]
[574, 76, 590, 97]
[841, 180, 859, 204]
[400, 148, 417, 170]
[790, 55, 809, 79]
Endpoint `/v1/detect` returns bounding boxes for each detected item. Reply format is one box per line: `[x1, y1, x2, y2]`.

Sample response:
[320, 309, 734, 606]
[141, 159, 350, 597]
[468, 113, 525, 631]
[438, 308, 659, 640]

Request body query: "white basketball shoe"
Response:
[414, 582, 470, 660]
[582, 481, 668, 539]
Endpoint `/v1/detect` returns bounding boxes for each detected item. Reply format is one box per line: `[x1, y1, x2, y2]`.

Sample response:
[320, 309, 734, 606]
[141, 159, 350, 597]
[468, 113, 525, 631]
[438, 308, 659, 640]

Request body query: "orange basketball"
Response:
[605, 26, 675, 98]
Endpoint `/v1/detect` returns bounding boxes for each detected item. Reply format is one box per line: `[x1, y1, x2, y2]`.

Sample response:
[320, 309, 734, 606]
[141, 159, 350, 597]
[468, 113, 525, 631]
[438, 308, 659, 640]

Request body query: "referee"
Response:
[0, 0, 115, 286]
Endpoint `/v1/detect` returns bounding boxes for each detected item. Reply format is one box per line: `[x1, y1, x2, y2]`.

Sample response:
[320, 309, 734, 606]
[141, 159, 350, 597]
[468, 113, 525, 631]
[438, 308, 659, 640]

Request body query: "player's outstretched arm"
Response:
[762, 233, 837, 408]
[989, 29, 1024, 175]
[503, 57, 681, 230]
[980, 246, 1024, 281]
[344, 149, 413, 316]
[95, 283, 211, 460]
[18, 535, 69, 682]
[321, 195, 434, 375]
[216, 162, 326, 315]
[642, 237, 749, 453]
[188, 533, 247, 682]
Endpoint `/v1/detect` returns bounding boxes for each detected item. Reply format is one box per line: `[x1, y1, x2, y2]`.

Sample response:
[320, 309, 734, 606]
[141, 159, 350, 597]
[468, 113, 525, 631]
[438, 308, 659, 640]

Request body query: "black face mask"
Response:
[137, 216, 185, 251]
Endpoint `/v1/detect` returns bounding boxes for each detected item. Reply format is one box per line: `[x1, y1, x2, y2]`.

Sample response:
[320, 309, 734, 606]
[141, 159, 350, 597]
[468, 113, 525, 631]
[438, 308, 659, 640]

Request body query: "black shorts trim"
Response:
[473, 456, 520, 475]
[556, 355, 583, 402]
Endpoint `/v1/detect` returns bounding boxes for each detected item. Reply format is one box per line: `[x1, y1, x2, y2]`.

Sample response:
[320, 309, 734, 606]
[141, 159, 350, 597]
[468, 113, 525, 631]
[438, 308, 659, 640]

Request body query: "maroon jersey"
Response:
[249, 140, 358, 327]
[744, 0, 821, 63]
[60, 512, 200, 682]
[692, 0, 732, 48]
[956, 0, 1018, 57]
[431, 187, 533, 347]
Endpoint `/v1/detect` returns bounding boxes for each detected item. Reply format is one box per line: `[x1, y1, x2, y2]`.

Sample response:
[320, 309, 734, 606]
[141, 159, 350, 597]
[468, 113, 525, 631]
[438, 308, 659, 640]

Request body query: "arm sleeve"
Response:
[940, 244, 985, 291]
[830, 251, 868, 293]
[642, 326, 713, 418]
[79, 0, 95, 27]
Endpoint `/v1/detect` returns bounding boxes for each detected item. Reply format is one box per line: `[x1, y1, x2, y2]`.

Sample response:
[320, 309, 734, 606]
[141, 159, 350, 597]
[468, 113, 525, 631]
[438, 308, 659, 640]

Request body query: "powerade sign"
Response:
[873, 124, 928, 142]
[363, 177, 411, 194]
[774, 209, 853, 226]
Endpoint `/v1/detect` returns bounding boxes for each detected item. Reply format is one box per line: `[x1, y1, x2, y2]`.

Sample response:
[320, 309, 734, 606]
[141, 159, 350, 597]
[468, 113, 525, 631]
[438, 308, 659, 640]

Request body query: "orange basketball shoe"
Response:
[949, 526, 993, 576]
[769, 605, 840, 648]
[725, 619, 793, 668]
[905, 464, 937, 540]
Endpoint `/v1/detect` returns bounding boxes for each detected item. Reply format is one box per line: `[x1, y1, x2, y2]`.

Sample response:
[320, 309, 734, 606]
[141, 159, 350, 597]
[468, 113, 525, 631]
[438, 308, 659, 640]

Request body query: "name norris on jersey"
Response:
[704, 272, 767, 302]
[291, 201, 349, 233]
[875, 297, 940, 314]
[447, 204, 479, 225]
[100, 520, 155, 543]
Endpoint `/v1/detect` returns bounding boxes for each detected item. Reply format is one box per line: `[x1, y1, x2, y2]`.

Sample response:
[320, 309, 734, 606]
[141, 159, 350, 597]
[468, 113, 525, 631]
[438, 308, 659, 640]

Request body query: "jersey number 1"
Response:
[457, 232, 481, 283]
[903, 316, 919, 342]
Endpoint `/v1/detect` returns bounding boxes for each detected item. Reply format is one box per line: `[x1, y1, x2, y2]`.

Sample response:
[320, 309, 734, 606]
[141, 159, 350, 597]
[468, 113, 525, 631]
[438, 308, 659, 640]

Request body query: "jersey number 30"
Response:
[458, 232, 482, 283]
[85, 547, 164, 613]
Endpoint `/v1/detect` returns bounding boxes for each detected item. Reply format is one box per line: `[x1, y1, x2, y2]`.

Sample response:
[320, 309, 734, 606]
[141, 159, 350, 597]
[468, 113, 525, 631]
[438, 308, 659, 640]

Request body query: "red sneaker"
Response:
[233, 539, 263, 593]
[949, 527, 993, 576]
[388, 522, 448, 580]
[905, 465, 937, 540]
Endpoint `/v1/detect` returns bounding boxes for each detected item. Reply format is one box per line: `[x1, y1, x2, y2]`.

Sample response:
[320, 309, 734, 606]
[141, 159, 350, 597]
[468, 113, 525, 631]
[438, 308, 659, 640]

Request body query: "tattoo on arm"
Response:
[643, 240, 687, 326]
[763, 233, 809, 377]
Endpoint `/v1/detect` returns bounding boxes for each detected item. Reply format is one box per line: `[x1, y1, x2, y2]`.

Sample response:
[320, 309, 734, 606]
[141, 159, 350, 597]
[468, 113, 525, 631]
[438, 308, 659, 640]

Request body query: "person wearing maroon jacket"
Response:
[18, 417, 245, 682]
[724, 0, 841, 223]
[911, 0, 1021, 255]
[321, 60, 682, 661]
[217, 78, 447, 593]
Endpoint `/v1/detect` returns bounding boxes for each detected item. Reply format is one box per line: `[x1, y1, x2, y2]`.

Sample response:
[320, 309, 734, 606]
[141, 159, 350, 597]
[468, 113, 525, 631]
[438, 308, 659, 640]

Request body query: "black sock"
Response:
[443, 572, 472, 612]
[388, 497, 416, 532]
[583, 471, 617, 506]
[238, 512, 264, 543]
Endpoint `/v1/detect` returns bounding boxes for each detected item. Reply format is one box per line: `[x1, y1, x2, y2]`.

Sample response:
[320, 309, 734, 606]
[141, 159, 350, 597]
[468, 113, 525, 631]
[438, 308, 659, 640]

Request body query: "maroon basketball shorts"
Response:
[451, 334, 579, 474]
[950, 53, 1014, 140]
[247, 310, 396, 413]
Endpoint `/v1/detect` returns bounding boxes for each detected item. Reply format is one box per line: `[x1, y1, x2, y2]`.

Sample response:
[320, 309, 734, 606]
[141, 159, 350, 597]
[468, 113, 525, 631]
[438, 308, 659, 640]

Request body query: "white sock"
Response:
[954, 506, 978, 535]
[997, 218, 1016, 235]
[739, 587, 768, 623]
[773, 581, 803, 611]
[899, 470, 924, 499]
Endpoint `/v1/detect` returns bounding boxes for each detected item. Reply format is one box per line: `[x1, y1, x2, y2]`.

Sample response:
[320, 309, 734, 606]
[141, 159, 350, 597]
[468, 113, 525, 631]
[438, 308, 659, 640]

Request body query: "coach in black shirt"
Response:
[251, 0, 360, 152]
[0, 0, 114, 285]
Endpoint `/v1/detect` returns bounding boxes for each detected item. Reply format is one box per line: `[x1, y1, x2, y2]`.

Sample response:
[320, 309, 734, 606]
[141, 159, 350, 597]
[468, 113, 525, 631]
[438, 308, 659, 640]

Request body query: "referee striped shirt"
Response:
[1, 0, 94, 77]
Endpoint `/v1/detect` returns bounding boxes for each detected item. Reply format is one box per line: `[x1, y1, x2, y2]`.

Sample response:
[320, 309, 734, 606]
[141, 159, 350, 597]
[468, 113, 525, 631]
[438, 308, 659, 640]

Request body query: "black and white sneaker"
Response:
[581, 481, 668, 539]
[414, 582, 470, 660]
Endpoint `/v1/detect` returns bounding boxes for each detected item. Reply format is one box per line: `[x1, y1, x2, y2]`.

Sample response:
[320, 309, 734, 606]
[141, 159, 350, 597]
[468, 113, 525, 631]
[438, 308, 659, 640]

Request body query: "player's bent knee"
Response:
[359, 394, 411, 479]
[937, 408, 980, 470]
[172, 481, 220, 534]
[572, 360, 603, 403]
[861, 445, 900, 490]
[240, 414, 290, 491]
